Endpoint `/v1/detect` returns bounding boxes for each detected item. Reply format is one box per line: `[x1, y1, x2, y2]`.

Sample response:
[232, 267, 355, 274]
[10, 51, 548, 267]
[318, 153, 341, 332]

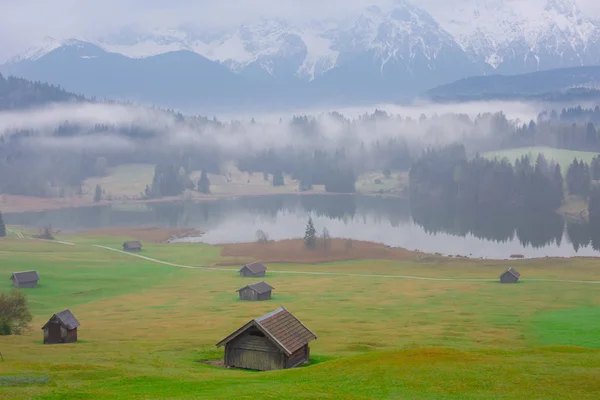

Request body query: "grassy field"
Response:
[1, 234, 600, 399]
[82, 163, 407, 201]
[483, 146, 599, 172]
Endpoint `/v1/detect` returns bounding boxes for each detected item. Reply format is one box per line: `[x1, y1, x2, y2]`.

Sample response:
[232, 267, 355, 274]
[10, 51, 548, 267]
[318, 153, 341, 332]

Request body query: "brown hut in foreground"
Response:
[10, 271, 40, 288]
[500, 267, 521, 283]
[237, 281, 274, 301]
[122, 241, 142, 252]
[216, 307, 317, 371]
[42, 309, 80, 344]
[239, 261, 267, 277]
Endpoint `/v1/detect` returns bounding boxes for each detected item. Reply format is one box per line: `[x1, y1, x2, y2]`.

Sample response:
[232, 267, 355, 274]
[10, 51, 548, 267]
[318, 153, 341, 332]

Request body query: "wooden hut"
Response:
[10, 271, 40, 288]
[216, 307, 317, 371]
[42, 309, 80, 344]
[237, 281, 274, 301]
[122, 241, 142, 252]
[239, 261, 267, 277]
[500, 267, 521, 283]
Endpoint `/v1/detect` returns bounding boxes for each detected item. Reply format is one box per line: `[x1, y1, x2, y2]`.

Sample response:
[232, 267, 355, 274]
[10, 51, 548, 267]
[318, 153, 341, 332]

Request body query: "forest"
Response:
[3, 73, 600, 207]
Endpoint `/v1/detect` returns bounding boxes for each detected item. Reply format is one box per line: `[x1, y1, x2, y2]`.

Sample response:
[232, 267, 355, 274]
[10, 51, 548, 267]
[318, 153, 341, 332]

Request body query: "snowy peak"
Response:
[5, 0, 600, 89]
[430, 0, 600, 71]
[8, 37, 107, 63]
[8, 36, 64, 63]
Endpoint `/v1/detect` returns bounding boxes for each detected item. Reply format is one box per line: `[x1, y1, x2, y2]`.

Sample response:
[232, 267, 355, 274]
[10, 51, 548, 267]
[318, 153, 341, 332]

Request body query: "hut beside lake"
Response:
[10, 271, 40, 288]
[237, 281, 274, 301]
[500, 267, 521, 284]
[122, 241, 142, 252]
[239, 261, 267, 277]
[216, 307, 317, 371]
[42, 309, 80, 344]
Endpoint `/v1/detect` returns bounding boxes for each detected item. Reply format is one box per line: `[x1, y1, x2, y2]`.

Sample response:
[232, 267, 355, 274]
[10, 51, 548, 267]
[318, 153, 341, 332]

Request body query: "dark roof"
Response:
[123, 241, 142, 248]
[42, 309, 80, 330]
[237, 281, 274, 294]
[501, 267, 521, 279]
[10, 271, 40, 283]
[241, 261, 267, 274]
[216, 307, 317, 355]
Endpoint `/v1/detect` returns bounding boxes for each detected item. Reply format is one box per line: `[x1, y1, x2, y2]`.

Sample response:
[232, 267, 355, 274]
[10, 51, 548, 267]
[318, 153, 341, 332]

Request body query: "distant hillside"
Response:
[0, 73, 85, 111]
[424, 66, 600, 102]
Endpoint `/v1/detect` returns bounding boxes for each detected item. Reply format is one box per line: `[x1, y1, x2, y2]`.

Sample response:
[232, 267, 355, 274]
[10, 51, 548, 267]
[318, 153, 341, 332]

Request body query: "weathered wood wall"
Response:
[239, 288, 272, 301]
[286, 345, 309, 368]
[43, 320, 77, 344]
[239, 288, 258, 301]
[239, 268, 266, 278]
[225, 332, 284, 371]
[13, 281, 38, 288]
[500, 273, 519, 284]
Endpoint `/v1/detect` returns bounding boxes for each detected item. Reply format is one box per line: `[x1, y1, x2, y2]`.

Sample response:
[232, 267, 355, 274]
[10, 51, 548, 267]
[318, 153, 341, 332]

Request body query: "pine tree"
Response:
[0, 210, 6, 237]
[321, 227, 331, 251]
[198, 170, 211, 194]
[304, 217, 316, 249]
[93, 184, 102, 202]
[272, 170, 284, 187]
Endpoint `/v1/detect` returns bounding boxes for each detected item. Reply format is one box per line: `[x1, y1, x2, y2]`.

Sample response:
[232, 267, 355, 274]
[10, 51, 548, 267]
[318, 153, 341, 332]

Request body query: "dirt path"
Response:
[7, 228, 24, 238]
[92, 245, 600, 284]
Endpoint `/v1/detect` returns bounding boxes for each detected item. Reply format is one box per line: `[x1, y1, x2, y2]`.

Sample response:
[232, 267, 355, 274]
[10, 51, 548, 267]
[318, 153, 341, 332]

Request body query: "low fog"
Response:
[0, 99, 548, 157]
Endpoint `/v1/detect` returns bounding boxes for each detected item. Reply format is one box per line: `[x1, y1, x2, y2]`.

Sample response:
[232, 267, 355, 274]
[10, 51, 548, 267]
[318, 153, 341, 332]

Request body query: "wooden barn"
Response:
[237, 281, 274, 301]
[122, 241, 142, 252]
[500, 267, 521, 283]
[42, 309, 80, 344]
[216, 307, 317, 371]
[239, 261, 267, 277]
[10, 271, 40, 288]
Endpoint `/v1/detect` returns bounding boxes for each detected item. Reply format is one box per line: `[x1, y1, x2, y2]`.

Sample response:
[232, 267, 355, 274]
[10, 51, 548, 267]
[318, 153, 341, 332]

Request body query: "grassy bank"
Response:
[1, 235, 600, 398]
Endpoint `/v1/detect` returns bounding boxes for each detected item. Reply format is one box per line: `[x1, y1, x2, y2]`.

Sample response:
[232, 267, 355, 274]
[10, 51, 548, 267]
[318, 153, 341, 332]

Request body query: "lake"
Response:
[4, 194, 600, 259]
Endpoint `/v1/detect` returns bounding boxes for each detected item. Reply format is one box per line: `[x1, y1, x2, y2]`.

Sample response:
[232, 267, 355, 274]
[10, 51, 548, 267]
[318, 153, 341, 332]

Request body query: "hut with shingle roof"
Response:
[239, 261, 267, 277]
[216, 307, 317, 371]
[10, 271, 40, 288]
[500, 267, 521, 284]
[42, 309, 80, 344]
[237, 281, 274, 301]
[122, 241, 142, 252]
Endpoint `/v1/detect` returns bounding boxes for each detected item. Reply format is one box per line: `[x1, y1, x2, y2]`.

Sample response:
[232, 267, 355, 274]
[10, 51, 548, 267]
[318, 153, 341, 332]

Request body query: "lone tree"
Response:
[304, 217, 316, 249]
[0, 209, 5, 237]
[0, 290, 32, 335]
[321, 227, 331, 251]
[93, 184, 103, 202]
[256, 229, 269, 244]
[198, 170, 211, 194]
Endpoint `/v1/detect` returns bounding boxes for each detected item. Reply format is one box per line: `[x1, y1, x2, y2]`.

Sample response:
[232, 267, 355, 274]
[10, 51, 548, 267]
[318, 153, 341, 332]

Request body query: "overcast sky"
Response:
[1, 0, 600, 62]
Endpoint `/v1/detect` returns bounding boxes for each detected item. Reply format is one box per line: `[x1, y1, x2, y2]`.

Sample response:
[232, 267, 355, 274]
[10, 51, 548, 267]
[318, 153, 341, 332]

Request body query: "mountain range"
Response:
[2, 0, 600, 111]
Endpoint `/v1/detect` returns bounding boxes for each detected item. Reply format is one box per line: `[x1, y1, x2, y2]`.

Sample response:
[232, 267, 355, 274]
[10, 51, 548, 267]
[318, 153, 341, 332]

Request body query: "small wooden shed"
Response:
[42, 309, 80, 344]
[500, 267, 521, 284]
[123, 241, 142, 252]
[10, 271, 40, 288]
[216, 307, 317, 371]
[237, 281, 274, 301]
[239, 261, 267, 277]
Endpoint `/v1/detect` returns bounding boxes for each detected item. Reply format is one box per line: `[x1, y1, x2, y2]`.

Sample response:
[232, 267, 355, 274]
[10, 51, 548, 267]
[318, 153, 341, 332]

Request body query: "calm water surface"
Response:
[5, 194, 600, 259]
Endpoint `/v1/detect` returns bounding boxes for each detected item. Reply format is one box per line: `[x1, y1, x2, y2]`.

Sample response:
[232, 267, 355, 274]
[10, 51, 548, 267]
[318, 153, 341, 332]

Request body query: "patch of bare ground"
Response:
[219, 238, 425, 264]
[76, 227, 202, 243]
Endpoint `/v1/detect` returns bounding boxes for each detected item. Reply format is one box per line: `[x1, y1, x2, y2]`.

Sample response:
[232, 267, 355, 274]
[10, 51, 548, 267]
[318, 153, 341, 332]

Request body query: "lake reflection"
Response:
[4, 194, 600, 259]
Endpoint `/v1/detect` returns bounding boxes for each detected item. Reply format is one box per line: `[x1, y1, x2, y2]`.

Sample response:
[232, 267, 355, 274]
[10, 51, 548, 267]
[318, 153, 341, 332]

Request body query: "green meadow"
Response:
[1, 236, 600, 399]
[483, 146, 600, 172]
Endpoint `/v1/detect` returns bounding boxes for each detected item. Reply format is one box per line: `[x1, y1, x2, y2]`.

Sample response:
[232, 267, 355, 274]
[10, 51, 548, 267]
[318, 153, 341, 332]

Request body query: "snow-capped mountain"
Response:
[430, 0, 600, 72]
[3, 0, 600, 110]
